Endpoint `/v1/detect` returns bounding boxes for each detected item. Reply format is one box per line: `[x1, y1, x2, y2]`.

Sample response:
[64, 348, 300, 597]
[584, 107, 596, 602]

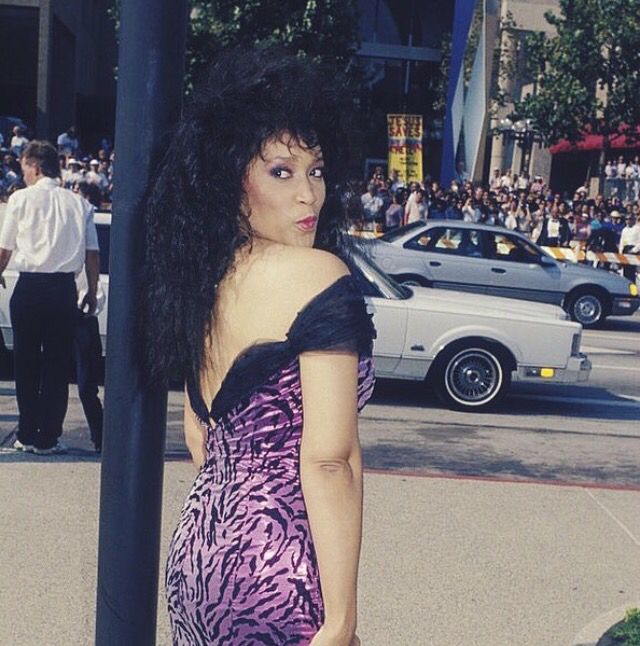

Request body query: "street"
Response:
[2, 311, 637, 486]
[159, 311, 640, 490]
[354, 312, 640, 488]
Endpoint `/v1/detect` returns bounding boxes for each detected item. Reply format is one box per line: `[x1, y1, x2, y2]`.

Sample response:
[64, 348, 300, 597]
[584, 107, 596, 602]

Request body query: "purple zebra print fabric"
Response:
[166, 275, 376, 645]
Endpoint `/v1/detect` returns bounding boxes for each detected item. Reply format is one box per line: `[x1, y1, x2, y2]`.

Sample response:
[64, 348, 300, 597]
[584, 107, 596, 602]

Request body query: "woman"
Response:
[143, 48, 375, 645]
[384, 190, 403, 230]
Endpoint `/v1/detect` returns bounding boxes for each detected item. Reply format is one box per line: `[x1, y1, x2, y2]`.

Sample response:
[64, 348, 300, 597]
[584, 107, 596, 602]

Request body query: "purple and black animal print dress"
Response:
[166, 274, 376, 645]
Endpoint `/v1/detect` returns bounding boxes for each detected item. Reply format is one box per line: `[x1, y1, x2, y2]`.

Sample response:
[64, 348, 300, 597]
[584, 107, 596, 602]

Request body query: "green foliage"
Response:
[109, 1, 360, 94]
[431, 31, 451, 114]
[514, 0, 640, 145]
[613, 608, 640, 646]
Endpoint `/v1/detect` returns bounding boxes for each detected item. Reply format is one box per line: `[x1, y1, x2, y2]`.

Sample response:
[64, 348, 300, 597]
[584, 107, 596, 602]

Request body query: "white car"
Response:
[0, 209, 591, 411]
[351, 248, 590, 410]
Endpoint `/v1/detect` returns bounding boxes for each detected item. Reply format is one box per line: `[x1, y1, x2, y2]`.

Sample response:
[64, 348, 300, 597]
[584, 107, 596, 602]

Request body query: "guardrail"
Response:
[540, 246, 640, 266]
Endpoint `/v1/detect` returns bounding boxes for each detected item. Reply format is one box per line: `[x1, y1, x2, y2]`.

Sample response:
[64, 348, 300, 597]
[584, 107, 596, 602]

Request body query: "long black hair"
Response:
[143, 46, 354, 391]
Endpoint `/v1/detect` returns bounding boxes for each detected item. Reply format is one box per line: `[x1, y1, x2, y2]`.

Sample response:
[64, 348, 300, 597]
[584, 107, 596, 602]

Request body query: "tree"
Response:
[513, 0, 640, 150]
[109, 1, 361, 94]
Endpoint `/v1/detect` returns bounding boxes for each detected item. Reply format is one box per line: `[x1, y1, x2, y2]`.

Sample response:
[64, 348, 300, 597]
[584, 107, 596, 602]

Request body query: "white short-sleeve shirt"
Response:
[0, 176, 99, 273]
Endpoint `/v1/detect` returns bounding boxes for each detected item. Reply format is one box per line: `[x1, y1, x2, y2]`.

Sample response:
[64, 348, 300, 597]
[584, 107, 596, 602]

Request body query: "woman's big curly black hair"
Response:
[143, 46, 354, 392]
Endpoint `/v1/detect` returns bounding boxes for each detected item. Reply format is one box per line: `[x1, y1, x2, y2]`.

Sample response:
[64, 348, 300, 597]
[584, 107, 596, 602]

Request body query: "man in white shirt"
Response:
[85, 159, 109, 195]
[10, 126, 29, 157]
[499, 169, 513, 189]
[360, 183, 383, 230]
[57, 125, 79, 156]
[62, 158, 85, 188]
[0, 140, 100, 455]
[619, 214, 640, 282]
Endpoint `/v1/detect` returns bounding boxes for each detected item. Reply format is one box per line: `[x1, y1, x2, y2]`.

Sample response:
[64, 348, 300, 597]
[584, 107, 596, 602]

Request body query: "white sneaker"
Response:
[13, 439, 35, 452]
[33, 441, 68, 456]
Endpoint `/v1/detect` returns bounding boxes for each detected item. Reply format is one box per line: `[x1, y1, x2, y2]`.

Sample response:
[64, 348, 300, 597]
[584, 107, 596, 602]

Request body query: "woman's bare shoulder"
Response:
[265, 245, 350, 299]
[243, 245, 351, 329]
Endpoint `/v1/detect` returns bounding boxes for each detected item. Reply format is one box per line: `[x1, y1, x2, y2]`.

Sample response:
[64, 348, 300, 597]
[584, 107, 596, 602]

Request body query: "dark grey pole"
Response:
[95, 1, 188, 644]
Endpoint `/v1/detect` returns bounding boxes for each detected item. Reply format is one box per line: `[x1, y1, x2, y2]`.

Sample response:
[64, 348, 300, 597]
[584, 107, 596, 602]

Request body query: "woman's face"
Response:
[243, 136, 326, 248]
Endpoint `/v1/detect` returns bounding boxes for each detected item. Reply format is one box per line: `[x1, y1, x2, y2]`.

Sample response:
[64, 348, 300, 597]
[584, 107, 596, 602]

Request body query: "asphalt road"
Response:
[357, 311, 640, 487]
[1, 311, 637, 489]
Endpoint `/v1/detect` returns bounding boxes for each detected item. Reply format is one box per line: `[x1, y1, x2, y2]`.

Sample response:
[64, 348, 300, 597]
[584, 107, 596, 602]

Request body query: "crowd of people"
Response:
[352, 164, 640, 280]
[3, 122, 640, 279]
[0, 124, 114, 207]
[604, 155, 640, 202]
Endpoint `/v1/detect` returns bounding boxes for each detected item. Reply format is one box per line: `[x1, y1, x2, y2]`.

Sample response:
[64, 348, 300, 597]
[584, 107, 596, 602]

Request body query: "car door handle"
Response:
[491, 267, 506, 274]
[429, 261, 441, 267]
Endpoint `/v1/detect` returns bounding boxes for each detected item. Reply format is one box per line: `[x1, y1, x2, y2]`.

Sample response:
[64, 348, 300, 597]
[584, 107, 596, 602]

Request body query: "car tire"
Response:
[394, 274, 430, 287]
[431, 342, 511, 411]
[566, 291, 606, 328]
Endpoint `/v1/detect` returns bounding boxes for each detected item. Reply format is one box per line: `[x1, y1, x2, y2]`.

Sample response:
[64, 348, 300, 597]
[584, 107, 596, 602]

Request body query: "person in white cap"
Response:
[63, 158, 84, 189]
[85, 159, 109, 196]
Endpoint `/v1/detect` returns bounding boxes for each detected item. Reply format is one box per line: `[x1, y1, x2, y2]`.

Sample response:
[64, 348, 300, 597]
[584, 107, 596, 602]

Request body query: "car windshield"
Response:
[380, 221, 424, 242]
[351, 248, 411, 300]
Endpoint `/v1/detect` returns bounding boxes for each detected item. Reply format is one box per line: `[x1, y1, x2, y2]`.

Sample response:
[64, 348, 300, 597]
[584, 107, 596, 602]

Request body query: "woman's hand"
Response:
[309, 625, 361, 645]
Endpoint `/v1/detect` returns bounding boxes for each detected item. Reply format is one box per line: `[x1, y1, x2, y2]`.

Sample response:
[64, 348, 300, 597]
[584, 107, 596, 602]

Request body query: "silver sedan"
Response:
[365, 221, 639, 328]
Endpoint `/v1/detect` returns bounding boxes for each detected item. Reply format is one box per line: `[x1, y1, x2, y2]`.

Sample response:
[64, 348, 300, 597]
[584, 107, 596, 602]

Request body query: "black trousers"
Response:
[10, 272, 77, 449]
[73, 312, 103, 448]
[622, 245, 637, 281]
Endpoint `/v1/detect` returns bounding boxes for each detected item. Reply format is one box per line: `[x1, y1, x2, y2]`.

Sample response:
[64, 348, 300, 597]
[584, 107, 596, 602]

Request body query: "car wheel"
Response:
[567, 291, 605, 328]
[433, 343, 510, 411]
[395, 274, 429, 287]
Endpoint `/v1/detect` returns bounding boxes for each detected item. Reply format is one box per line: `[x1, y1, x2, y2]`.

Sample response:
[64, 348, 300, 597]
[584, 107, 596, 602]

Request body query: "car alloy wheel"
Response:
[570, 293, 603, 327]
[441, 347, 506, 409]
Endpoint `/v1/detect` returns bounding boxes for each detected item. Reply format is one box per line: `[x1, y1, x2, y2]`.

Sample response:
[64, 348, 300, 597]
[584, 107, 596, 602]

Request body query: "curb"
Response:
[571, 601, 640, 646]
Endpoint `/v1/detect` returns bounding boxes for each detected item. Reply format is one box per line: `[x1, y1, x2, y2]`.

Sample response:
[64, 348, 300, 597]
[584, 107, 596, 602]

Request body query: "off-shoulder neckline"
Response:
[195, 274, 355, 421]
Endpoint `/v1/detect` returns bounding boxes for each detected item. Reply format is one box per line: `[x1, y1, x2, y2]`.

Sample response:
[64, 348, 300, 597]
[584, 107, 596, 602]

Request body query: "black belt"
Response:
[18, 272, 75, 280]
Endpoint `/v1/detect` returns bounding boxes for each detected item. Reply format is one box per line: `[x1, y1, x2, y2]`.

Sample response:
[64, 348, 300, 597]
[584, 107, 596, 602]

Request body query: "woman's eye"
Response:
[271, 167, 292, 179]
[310, 167, 325, 179]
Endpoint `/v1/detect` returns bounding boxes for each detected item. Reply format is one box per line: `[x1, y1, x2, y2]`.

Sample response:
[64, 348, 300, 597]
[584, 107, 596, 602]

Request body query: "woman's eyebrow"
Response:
[265, 154, 324, 163]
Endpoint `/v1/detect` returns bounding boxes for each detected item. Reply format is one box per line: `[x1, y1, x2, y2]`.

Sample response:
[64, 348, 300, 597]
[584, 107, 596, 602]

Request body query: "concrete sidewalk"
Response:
[1, 382, 639, 645]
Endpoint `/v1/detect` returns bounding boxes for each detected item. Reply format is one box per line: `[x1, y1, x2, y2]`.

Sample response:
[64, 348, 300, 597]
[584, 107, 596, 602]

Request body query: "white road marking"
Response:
[585, 489, 640, 547]
[582, 346, 636, 355]
[584, 333, 639, 342]
[591, 364, 640, 372]
[513, 393, 640, 408]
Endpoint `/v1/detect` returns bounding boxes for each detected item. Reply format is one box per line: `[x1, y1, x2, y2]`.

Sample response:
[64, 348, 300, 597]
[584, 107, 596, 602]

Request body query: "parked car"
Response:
[365, 221, 639, 328]
[0, 209, 591, 411]
[349, 248, 590, 410]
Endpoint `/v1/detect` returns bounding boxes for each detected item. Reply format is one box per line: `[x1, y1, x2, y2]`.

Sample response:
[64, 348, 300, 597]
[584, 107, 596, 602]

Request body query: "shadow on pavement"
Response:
[370, 379, 639, 422]
[599, 315, 640, 333]
[361, 434, 640, 488]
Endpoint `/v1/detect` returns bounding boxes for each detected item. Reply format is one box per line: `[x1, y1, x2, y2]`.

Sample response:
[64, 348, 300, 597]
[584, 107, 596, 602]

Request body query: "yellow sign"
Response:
[387, 114, 423, 184]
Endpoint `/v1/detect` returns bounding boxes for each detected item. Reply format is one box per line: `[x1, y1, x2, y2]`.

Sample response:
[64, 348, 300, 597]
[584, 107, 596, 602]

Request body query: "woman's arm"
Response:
[183, 387, 206, 469]
[299, 349, 362, 645]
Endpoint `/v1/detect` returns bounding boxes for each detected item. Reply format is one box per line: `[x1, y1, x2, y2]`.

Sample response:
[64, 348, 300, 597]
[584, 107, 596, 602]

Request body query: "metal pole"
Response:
[95, 1, 188, 644]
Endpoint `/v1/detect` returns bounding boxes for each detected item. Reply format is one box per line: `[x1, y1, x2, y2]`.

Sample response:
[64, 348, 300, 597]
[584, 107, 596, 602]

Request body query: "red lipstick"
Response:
[296, 215, 318, 231]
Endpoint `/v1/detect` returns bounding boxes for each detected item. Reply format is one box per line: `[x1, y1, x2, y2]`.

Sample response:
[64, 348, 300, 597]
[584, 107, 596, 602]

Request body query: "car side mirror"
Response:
[539, 254, 555, 267]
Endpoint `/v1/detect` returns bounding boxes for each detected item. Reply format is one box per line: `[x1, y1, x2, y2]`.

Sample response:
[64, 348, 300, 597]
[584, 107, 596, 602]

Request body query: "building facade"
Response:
[487, 0, 559, 183]
[356, 0, 453, 181]
[0, 0, 117, 149]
